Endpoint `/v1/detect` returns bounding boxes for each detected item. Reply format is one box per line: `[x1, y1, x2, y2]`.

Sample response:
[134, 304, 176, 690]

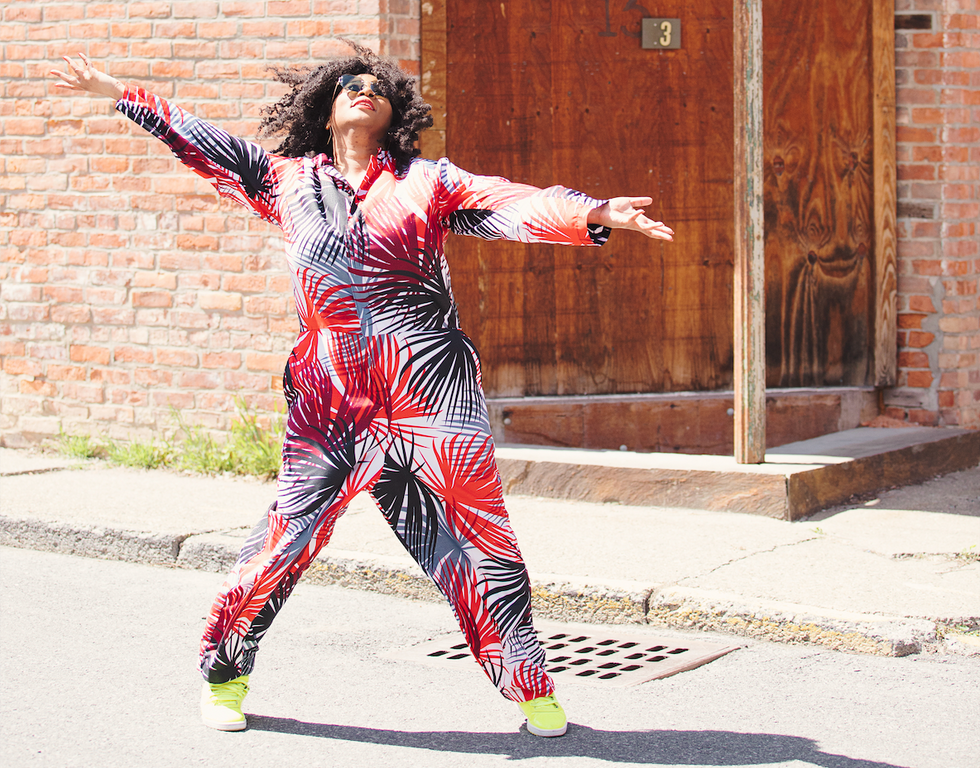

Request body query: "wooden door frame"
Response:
[420, 0, 448, 160]
[872, 0, 898, 388]
[419, 0, 897, 393]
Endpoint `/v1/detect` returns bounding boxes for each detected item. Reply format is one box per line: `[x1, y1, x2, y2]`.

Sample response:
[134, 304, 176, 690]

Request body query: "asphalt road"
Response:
[1, 546, 977, 768]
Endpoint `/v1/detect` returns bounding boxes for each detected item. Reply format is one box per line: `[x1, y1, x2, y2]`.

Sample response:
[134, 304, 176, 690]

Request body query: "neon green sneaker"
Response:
[200, 675, 249, 731]
[518, 694, 567, 737]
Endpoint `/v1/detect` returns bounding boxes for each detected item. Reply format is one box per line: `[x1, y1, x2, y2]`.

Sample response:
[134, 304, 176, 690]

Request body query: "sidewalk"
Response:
[1, 445, 978, 657]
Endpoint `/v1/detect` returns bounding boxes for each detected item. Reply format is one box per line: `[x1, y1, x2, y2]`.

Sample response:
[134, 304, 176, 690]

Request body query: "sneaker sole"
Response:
[526, 722, 567, 737]
[202, 717, 247, 732]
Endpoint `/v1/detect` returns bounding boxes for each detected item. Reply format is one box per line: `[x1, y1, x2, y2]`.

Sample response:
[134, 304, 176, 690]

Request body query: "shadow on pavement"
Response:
[808, 465, 980, 521]
[246, 716, 908, 767]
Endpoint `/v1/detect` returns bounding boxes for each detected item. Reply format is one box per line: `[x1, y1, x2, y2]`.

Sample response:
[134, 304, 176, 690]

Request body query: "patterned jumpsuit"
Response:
[116, 87, 610, 704]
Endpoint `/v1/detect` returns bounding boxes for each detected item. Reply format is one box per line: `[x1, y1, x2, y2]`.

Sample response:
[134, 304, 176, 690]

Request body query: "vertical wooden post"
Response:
[419, 0, 447, 160]
[873, 0, 898, 387]
[733, 0, 766, 464]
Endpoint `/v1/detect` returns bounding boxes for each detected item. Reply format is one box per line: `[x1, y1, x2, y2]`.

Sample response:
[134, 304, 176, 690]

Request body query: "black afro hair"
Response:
[257, 39, 433, 171]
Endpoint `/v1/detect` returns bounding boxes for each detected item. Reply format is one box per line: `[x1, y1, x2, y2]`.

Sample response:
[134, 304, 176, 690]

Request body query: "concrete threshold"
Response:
[494, 426, 980, 520]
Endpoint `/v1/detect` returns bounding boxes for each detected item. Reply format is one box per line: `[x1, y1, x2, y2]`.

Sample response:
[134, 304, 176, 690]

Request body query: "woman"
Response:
[52, 42, 673, 738]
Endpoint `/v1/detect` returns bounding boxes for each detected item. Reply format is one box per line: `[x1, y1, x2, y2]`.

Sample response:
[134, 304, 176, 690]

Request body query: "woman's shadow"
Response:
[247, 716, 907, 767]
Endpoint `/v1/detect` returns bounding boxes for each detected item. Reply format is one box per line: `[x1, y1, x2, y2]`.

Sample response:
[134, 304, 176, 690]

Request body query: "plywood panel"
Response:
[762, 0, 875, 388]
[446, 0, 735, 397]
[440, 0, 876, 399]
[446, 1, 557, 396]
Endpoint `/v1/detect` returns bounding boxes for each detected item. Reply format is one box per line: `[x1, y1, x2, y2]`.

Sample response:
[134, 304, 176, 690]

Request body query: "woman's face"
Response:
[329, 73, 393, 142]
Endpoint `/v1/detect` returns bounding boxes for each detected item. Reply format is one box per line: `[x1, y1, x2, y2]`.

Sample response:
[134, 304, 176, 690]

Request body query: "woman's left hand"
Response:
[588, 197, 674, 241]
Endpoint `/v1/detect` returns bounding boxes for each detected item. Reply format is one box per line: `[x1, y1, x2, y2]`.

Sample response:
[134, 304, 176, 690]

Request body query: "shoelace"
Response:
[208, 681, 248, 707]
[525, 696, 560, 713]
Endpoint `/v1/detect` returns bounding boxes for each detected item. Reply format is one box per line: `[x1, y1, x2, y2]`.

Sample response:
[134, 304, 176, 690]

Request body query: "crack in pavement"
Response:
[672, 536, 823, 586]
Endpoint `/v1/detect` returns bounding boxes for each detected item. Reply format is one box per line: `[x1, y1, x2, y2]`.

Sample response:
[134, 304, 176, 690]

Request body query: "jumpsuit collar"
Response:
[319, 150, 398, 204]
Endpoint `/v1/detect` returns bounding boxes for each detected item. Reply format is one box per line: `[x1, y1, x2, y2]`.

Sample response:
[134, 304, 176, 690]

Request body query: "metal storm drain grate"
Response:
[396, 625, 739, 688]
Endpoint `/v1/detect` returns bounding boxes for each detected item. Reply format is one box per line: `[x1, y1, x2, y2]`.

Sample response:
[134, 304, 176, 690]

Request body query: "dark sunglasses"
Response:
[337, 75, 389, 100]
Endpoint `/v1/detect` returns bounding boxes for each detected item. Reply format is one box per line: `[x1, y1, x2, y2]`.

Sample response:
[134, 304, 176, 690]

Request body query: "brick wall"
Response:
[0, 0, 419, 447]
[1, 1, 976, 449]
[890, 0, 980, 428]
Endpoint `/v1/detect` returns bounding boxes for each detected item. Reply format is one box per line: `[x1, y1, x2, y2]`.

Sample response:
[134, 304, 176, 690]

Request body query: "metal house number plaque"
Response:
[641, 18, 681, 49]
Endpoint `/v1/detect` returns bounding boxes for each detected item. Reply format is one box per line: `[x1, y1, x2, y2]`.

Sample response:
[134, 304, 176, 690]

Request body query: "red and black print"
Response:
[116, 87, 610, 703]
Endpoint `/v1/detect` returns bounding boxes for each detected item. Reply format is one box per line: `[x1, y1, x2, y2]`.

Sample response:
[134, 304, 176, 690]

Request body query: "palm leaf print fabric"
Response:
[116, 87, 610, 703]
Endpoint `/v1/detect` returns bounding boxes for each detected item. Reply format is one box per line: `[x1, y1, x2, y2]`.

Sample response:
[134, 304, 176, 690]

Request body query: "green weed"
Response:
[55, 429, 104, 460]
[106, 437, 175, 470]
[170, 400, 284, 480]
[54, 400, 284, 479]
[955, 545, 979, 565]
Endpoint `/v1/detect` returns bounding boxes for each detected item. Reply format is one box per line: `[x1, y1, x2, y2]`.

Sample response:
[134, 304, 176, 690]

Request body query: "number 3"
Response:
[660, 20, 672, 47]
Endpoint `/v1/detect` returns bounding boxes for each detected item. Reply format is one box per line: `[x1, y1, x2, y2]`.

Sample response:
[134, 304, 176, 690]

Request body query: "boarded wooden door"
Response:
[763, 1, 876, 387]
[434, 0, 877, 398]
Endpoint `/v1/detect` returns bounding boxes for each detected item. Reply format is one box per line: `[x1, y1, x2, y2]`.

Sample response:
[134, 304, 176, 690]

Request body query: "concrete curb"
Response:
[2, 514, 976, 658]
[0, 515, 187, 567]
[646, 586, 941, 657]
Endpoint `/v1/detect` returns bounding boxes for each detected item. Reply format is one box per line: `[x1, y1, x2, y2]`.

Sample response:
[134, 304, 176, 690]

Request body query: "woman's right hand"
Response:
[51, 53, 125, 100]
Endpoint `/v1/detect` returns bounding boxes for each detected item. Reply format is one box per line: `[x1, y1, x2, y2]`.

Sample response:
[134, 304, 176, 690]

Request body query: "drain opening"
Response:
[399, 626, 739, 687]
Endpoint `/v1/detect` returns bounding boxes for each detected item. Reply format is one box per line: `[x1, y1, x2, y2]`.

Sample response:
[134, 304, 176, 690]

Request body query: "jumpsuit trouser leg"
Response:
[199, 328, 554, 703]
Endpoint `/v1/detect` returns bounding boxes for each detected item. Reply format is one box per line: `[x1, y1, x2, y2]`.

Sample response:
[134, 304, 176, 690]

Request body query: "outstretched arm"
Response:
[50, 54, 280, 224]
[435, 160, 672, 247]
[51, 53, 125, 99]
[587, 197, 674, 241]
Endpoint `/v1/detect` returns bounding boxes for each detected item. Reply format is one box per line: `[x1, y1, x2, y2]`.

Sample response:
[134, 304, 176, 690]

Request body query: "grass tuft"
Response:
[54, 400, 284, 480]
[106, 437, 175, 470]
[56, 430, 105, 460]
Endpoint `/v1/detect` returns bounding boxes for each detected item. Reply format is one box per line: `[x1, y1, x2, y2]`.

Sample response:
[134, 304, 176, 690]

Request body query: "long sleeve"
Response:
[433, 158, 610, 247]
[115, 86, 280, 225]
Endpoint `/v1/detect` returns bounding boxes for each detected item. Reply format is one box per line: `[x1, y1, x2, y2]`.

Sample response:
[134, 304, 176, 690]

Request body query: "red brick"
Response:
[202, 352, 242, 369]
[172, 1, 219, 17]
[896, 126, 936, 143]
[20, 379, 58, 397]
[908, 295, 937, 313]
[945, 50, 980, 69]
[199, 292, 243, 312]
[246, 352, 285, 372]
[221, 1, 258, 16]
[944, 202, 980, 220]
[939, 315, 979, 333]
[240, 21, 285, 37]
[223, 274, 266, 293]
[5, 6, 42, 21]
[910, 258, 943, 275]
[947, 127, 980, 143]
[898, 313, 926, 329]
[178, 371, 222, 389]
[907, 370, 934, 388]
[70, 345, 111, 365]
[907, 331, 936, 348]
[224, 371, 271, 390]
[151, 391, 196, 408]
[131, 290, 174, 309]
[109, 21, 152, 37]
[114, 346, 154, 364]
[944, 240, 979, 259]
[899, 350, 930, 368]
[0, 340, 28, 357]
[265, 41, 311, 59]
[908, 409, 939, 426]
[129, 3, 173, 18]
[51, 305, 92, 324]
[157, 349, 199, 367]
[133, 369, 172, 387]
[268, 0, 312, 15]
